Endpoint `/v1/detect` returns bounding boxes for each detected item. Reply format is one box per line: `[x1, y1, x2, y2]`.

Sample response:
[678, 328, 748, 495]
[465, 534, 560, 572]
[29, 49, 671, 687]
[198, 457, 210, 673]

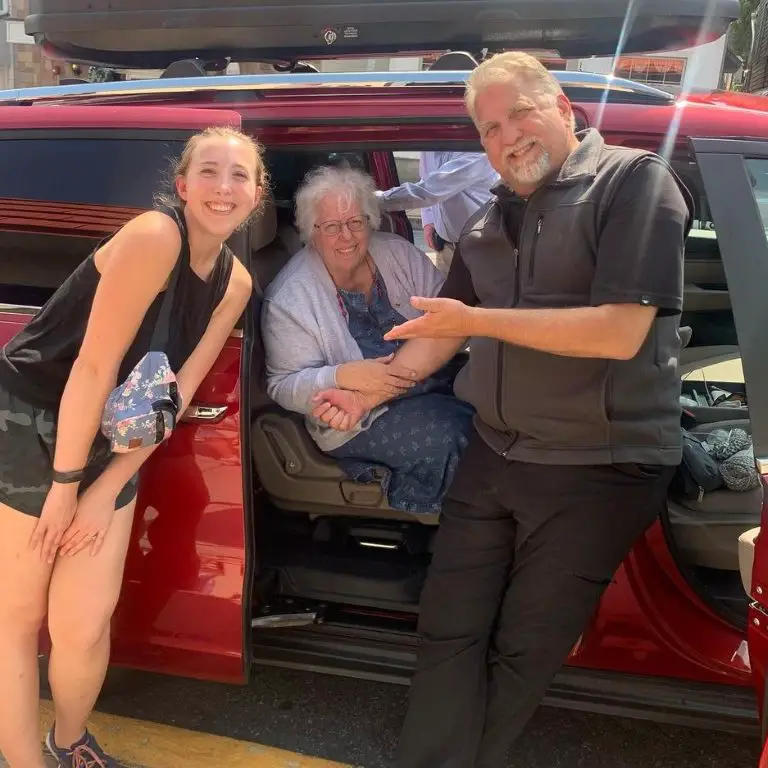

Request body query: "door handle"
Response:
[180, 404, 229, 424]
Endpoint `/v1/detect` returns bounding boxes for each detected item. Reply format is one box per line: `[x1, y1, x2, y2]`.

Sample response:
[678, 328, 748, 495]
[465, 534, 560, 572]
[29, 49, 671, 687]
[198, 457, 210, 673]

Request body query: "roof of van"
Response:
[2, 70, 767, 142]
[0, 69, 678, 106]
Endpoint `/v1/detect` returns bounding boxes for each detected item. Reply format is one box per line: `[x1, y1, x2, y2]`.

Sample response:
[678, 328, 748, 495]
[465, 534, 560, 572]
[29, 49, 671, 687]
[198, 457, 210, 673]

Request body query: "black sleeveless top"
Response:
[0, 206, 234, 410]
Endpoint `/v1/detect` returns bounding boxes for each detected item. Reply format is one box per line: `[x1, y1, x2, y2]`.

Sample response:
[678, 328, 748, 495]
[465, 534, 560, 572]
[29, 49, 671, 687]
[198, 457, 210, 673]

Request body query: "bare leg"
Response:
[46, 498, 136, 748]
[0, 502, 53, 768]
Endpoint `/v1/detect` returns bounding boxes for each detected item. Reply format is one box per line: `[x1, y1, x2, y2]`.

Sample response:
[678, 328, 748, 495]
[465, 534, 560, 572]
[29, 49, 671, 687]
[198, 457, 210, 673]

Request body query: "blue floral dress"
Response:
[326, 269, 475, 514]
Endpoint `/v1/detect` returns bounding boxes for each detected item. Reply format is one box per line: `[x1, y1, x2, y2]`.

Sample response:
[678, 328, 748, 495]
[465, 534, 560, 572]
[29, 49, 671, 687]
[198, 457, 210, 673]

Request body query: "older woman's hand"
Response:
[336, 355, 417, 398]
[311, 389, 370, 431]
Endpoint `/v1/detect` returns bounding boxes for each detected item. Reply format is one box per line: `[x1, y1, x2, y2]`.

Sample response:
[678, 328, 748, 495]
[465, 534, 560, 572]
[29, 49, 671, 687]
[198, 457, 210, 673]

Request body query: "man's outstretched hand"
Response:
[311, 388, 371, 431]
[384, 297, 475, 341]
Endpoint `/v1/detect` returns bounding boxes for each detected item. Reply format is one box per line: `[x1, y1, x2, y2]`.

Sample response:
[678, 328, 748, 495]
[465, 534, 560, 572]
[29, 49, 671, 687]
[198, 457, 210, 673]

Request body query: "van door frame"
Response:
[691, 136, 768, 748]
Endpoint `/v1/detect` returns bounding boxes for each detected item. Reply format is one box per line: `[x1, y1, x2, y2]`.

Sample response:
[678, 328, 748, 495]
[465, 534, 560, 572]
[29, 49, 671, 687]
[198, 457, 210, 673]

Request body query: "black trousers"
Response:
[397, 431, 675, 768]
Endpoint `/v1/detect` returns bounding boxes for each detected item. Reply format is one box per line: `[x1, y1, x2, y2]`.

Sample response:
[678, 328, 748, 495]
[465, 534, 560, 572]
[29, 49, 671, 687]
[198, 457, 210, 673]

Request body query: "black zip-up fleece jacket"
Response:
[442, 129, 694, 466]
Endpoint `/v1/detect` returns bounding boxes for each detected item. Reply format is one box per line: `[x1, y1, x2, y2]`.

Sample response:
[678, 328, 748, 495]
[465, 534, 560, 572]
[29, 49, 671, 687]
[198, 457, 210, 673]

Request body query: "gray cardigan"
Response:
[262, 231, 445, 451]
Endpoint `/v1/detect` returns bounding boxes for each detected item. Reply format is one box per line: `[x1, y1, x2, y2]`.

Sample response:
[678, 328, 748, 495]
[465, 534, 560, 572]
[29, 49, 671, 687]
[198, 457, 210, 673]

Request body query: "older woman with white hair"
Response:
[262, 165, 474, 513]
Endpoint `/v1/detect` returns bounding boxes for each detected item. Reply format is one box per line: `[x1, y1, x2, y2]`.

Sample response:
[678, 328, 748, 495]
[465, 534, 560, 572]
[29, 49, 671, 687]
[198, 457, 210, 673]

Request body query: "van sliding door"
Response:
[0, 105, 253, 684]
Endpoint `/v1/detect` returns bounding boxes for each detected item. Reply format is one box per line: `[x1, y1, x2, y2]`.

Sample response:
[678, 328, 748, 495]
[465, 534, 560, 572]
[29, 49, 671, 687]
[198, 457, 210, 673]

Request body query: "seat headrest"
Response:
[249, 191, 277, 252]
[428, 51, 479, 71]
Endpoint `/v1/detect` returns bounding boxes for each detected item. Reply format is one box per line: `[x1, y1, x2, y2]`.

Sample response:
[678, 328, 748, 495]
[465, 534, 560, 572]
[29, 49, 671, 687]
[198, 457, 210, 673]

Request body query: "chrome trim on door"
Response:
[358, 541, 400, 550]
[0, 304, 39, 314]
[180, 405, 229, 423]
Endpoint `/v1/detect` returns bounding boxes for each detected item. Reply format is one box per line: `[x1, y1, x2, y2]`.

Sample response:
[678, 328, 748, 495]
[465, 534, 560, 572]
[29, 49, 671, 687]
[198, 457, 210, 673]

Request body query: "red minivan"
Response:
[10, 0, 768, 761]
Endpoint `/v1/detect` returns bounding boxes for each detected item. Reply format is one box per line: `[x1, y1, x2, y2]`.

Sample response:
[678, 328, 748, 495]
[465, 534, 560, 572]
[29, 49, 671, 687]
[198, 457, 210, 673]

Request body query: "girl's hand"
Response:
[30, 483, 80, 564]
[59, 481, 119, 557]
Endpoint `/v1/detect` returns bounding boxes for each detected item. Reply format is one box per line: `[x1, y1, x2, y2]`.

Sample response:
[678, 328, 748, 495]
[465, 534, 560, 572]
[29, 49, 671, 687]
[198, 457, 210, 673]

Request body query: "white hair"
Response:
[294, 165, 382, 244]
[466, 51, 576, 131]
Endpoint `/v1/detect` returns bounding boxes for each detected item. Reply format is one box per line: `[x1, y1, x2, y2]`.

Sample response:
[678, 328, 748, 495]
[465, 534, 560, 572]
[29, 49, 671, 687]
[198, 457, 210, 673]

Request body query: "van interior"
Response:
[251, 144, 759, 632]
[0, 139, 757, 633]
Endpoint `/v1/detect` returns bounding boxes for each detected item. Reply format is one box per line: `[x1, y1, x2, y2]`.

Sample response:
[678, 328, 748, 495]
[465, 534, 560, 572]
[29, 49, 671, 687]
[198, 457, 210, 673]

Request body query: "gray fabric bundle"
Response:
[707, 427, 752, 461]
[719, 446, 761, 492]
[704, 427, 760, 492]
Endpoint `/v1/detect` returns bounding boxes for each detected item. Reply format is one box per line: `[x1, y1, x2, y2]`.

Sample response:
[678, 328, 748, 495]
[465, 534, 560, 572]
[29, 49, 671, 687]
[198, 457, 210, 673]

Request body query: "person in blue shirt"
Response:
[376, 52, 499, 273]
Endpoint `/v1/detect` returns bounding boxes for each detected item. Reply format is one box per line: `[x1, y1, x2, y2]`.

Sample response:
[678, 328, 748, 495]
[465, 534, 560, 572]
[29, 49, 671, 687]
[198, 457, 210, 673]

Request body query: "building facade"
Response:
[0, 0, 60, 89]
[575, 33, 738, 94]
[748, 0, 768, 92]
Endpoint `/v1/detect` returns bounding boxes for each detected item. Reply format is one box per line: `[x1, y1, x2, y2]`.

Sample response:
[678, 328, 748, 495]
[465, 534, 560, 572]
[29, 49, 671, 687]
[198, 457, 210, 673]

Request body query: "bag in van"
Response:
[670, 429, 725, 502]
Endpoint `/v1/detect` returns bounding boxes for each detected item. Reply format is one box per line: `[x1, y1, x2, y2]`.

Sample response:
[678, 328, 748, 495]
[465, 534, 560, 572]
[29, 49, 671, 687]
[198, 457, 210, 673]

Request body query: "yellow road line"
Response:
[37, 700, 353, 768]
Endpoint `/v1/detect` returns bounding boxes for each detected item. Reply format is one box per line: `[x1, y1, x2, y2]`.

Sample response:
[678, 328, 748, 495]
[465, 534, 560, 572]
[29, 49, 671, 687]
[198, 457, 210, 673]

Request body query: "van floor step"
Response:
[267, 550, 426, 612]
[252, 597, 325, 629]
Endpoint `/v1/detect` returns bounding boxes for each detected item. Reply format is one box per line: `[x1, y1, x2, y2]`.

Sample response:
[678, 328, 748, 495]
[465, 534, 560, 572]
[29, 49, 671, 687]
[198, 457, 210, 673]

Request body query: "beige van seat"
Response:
[251, 409, 438, 523]
[249, 193, 289, 292]
[738, 527, 759, 596]
[275, 213, 303, 257]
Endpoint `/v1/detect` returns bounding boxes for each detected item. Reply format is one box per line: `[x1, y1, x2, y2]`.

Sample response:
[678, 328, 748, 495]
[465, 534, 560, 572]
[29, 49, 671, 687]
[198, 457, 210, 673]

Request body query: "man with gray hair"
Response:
[310, 50, 693, 766]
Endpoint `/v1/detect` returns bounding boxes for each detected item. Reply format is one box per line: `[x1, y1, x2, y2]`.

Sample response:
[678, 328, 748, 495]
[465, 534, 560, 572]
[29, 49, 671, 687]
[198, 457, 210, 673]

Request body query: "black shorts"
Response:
[0, 384, 138, 518]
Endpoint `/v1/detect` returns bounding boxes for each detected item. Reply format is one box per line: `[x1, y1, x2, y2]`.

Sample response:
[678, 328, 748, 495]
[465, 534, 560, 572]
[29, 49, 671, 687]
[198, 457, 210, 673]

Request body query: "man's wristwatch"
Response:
[52, 468, 86, 484]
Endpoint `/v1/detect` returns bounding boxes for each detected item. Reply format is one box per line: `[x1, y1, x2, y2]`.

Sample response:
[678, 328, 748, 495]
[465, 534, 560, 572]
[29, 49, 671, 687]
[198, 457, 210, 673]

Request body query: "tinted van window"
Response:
[670, 155, 741, 385]
[0, 132, 188, 308]
[266, 150, 366, 209]
[745, 158, 768, 238]
[0, 133, 186, 208]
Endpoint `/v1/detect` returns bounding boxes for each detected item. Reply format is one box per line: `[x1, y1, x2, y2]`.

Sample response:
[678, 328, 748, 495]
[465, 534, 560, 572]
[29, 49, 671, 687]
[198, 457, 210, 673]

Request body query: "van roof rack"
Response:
[157, 57, 321, 76]
[0, 69, 675, 107]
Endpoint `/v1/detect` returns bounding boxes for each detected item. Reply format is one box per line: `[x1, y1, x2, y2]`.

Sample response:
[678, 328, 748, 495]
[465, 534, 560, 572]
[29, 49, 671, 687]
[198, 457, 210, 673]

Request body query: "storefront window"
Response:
[614, 56, 686, 87]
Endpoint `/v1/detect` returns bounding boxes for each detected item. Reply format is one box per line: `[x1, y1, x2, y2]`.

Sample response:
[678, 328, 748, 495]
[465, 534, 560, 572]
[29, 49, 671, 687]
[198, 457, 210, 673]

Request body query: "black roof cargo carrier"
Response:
[26, 0, 740, 69]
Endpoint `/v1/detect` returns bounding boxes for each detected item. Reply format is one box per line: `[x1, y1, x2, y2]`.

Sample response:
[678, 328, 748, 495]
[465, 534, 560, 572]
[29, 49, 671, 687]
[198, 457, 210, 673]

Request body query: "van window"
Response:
[0, 133, 190, 309]
[687, 155, 768, 386]
[0, 231, 95, 308]
[745, 158, 768, 236]
[0, 140, 366, 311]
[0, 134, 186, 208]
[671, 155, 742, 385]
[266, 150, 366, 208]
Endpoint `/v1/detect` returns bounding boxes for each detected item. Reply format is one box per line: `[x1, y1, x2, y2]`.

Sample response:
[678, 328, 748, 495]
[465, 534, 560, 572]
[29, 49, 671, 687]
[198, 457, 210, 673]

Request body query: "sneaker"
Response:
[45, 726, 120, 767]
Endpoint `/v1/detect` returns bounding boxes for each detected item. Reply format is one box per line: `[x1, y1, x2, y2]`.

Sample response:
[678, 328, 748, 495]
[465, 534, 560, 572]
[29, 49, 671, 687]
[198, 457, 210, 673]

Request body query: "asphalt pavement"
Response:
[76, 664, 760, 768]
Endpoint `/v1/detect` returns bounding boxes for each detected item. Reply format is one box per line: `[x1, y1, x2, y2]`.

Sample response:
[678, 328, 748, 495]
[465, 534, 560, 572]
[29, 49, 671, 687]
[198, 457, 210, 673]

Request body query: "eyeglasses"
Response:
[314, 215, 369, 237]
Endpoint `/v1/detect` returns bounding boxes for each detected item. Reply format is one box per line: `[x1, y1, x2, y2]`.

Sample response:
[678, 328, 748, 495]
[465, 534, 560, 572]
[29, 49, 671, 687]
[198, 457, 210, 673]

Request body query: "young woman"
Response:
[0, 125, 264, 768]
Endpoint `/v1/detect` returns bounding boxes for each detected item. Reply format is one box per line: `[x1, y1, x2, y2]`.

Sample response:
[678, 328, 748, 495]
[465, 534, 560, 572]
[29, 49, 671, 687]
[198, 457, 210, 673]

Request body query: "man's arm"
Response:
[421, 205, 435, 231]
[469, 303, 656, 360]
[419, 153, 436, 230]
[387, 157, 691, 360]
[361, 242, 477, 408]
[361, 337, 466, 410]
[311, 242, 478, 425]
[377, 153, 496, 212]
